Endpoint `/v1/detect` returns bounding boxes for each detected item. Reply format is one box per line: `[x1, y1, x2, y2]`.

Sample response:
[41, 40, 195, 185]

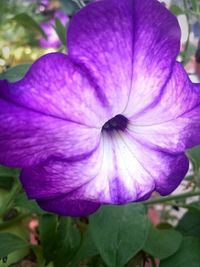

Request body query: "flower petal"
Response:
[0, 52, 105, 167]
[21, 131, 188, 207]
[0, 52, 109, 127]
[37, 198, 100, 217]
[128, 62, 200, 153]
[20, 142, 104, 198]
[68, 0, 180, 114]
[0, 101, 100, 167]
[114, 133, 189, 196]
[73, 132, 188, 202]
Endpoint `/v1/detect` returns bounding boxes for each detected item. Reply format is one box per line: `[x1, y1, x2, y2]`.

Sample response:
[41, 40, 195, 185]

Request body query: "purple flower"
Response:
[0, 0, 200, 217]
[39, 10, 68, 48]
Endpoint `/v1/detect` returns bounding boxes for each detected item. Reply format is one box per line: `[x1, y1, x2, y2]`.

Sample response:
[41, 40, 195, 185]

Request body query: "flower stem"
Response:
[143, 191, 200, 205]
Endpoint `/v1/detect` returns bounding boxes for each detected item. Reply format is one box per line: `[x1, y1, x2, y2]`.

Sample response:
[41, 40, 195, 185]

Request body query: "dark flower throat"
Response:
[102, 114, 128, 132]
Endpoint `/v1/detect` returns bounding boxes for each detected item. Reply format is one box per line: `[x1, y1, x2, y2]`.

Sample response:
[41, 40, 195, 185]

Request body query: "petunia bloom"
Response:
[39, 10, 68, 48]
[0, 0, 200, 217]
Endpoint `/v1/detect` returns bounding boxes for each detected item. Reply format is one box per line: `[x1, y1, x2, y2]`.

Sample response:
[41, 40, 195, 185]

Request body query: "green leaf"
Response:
[0, 249, 28, 267]
[39, 214, 58, 263]
[0, 166, 18, 190]
[53, 217, 81, 267]
[54, 18, 67, 46]
[15, 192, 45, 214]
[143, 225, 183, 260]
[160, 237, 200, 267]
[191, 0, 198, 12]
[0, 64, 30, 82]
[31, 246, 46, 267]
[187, 146, 200, 171]
[39, 217, 81, 267]
[176, 202, 200, 237]
[0, 233, 29, 258]
[0, 166, 19, 177]
[89, 203, 150, 267]
[0, 176, 14, 190]
[170, 5, 184, 15]
[12, 13, 46, 38]
[70, 229, 98, 267]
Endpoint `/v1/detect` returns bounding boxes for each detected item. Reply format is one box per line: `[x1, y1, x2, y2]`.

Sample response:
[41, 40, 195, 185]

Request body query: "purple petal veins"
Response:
[0, 0, 200, 216]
